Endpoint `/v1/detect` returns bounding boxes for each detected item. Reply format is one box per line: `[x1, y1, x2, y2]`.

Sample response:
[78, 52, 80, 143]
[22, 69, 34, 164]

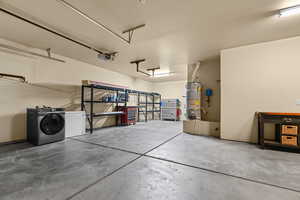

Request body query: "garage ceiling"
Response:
[0, 0, 300, 82]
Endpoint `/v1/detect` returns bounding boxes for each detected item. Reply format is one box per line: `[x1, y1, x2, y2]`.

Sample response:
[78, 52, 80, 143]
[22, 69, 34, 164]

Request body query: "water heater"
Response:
[186, 82, 202, 120]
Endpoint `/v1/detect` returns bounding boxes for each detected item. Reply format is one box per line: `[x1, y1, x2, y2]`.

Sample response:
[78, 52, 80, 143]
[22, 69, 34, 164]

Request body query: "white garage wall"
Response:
[221, 36, 300, 143]
[0, 39, 152, 143]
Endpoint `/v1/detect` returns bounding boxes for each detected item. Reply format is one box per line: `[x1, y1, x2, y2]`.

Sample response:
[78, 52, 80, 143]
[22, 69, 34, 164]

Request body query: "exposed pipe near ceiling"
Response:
[0, 48, 34, 59]
[190, 61, 201, 82]
[0, 7, 105, 55]
[0, 73, 26, 82]
[0, 43, 66, 63]
[55, 0, 145, 44]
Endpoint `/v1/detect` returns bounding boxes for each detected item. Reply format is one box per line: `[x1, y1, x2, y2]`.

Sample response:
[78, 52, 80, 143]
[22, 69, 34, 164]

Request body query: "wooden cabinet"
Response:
[258, 112, 300, 152]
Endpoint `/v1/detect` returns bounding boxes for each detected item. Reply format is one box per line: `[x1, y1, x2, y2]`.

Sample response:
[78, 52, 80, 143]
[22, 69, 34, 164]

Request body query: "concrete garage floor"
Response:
[0, 121, 300, 200]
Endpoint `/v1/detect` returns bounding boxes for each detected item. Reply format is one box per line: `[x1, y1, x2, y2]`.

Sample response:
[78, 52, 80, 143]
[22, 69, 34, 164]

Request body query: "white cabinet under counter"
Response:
[65, 111, 86, 138]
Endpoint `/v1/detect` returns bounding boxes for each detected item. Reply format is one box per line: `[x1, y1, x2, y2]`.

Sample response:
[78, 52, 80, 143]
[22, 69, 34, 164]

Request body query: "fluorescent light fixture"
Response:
[151, 72, 175, 78]
[279, 5, 300, 17]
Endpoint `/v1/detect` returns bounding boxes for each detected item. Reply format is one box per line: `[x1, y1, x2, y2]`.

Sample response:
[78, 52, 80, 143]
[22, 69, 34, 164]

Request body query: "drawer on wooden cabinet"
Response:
[281, 135, 298, 146]
[281, 125, 298, 135]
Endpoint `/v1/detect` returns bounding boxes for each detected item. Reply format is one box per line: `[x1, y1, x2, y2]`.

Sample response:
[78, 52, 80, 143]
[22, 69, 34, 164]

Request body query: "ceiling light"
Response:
[151, 72, 175, 78]
[279, 5, 300, 17]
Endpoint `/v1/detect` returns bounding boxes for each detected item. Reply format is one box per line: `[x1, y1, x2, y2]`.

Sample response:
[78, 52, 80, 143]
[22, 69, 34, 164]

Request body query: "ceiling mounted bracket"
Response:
[56, 0, 145, 45]
[122, 24, 146, 44]
[46, 48, 52, 57]
[147, 67, 160, 76]
[130, 59, 151, 76]
[46, 48, 66, 62]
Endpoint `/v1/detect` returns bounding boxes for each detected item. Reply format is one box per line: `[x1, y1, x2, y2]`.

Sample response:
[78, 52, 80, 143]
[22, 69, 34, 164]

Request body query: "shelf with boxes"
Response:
[81, 81, 161, 133]
[258, 112, 300, 152]
[81, 81, 128, 133]
[161, 99, 181, 121]
[135, 91, 161, 122]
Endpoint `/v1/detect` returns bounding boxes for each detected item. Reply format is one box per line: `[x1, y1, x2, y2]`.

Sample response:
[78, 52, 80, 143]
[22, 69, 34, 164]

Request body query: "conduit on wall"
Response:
[0, 43, 65, 63]
[0, 73, 26, 82]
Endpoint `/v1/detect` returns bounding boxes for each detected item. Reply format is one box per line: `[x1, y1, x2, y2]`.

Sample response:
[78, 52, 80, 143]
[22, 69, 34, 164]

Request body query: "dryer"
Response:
[27, 107, 65, 146]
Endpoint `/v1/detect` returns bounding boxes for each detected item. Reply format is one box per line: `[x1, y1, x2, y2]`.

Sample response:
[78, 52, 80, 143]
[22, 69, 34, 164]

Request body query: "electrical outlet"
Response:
[296, 100, 300, 105]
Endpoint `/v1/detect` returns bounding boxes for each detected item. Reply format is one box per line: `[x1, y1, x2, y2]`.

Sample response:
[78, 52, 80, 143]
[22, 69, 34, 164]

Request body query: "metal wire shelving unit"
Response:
[81, 83, 161, 133]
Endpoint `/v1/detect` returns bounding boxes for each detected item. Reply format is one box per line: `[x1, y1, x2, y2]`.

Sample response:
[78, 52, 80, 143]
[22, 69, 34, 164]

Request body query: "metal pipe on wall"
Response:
[0, 73, 26, 82]
[0, 44, 66, 63]
[0, 48, 34, 59]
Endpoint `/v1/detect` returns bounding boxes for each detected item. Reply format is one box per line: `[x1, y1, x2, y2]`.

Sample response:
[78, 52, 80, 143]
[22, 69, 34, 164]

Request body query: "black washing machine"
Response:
[27, 107, 65, 146]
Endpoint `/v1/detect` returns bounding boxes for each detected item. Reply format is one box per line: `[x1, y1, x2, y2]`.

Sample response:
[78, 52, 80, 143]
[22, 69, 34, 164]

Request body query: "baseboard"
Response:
[0, 139, 27, 147]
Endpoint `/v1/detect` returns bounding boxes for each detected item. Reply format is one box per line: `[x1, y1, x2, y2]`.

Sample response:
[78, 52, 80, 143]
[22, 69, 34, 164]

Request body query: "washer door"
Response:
[40, 113, 65, 135]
